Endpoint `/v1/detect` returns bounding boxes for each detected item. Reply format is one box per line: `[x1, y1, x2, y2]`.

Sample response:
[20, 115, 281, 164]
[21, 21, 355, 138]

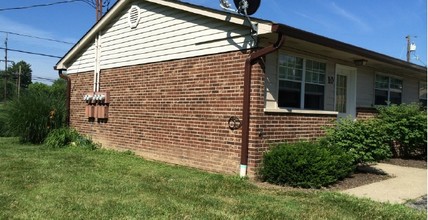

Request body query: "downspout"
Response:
[58, 69, 71, 127]
[240, 24, 285, 177]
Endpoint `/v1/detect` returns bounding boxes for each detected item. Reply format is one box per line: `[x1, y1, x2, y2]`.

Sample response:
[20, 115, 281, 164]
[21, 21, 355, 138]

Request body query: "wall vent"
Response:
[128, 5, 141, 29]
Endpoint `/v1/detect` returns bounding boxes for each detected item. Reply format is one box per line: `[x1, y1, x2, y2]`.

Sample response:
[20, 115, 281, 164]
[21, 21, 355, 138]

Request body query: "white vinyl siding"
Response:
[67, 1, 254, 72]
[66, 43, 95, 74]
[356, 68, 374, 107]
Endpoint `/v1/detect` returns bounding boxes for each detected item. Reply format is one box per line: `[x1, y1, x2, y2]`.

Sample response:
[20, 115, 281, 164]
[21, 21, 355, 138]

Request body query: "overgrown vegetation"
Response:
[2, 79, 66, 143]
[321, 118, 392, 165]
[377, 104, 427, 158]
[260, 103, 426, 189]
[0, 103, 8, 137]
[321, 103, 426, 162]
[44, 127, 99, 150]
[259, 142, 354, 188]
[0, 137, 424, 219]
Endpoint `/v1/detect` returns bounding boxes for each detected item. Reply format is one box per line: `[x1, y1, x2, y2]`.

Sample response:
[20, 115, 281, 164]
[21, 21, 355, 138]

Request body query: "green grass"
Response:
[0, 137, 425, 219]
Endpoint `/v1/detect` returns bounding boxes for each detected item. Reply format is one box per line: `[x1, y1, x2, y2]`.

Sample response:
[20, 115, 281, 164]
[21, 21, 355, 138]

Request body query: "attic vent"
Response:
[128, 5, 141, 29]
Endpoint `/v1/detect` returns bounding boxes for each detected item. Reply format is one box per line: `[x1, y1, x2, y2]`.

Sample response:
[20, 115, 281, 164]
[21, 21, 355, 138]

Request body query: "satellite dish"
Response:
[233, 0, 261, 15]
[219, 0, 260, 34]
[219, 0, 232, 10]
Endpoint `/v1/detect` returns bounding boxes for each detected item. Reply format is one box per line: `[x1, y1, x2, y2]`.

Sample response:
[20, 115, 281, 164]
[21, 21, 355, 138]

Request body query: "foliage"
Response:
[258, 142, 354, 188]
[0, 103, 9, 136]
[0, 137, 424, 219]
[0, 79, 17, 102]
[322, 118, 392, 165]
[4, 82, 66, 144]
[44, 128, 99, 150]
[6, 61, 32, 90]
[376, 103, 427, 158]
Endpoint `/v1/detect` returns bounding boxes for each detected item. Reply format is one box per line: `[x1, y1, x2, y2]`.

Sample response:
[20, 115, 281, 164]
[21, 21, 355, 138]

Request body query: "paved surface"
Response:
[342, 163, 427, 204]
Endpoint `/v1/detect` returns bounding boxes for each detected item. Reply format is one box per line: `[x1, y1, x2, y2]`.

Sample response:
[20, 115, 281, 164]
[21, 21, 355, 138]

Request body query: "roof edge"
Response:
[274, 24, 427, 73]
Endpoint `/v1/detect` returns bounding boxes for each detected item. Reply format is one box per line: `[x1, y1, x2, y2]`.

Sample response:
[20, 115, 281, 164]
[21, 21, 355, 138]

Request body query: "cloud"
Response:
[330, 2, 372, 32]
[294, 11, 331, 29]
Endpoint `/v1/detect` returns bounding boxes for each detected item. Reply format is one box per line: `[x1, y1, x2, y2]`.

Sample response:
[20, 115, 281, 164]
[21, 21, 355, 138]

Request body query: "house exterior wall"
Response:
[67, 43, 96, 74]
[70, 51, 246, 174]
[66, 0, 254, 74]
[68, 50, 334, 176]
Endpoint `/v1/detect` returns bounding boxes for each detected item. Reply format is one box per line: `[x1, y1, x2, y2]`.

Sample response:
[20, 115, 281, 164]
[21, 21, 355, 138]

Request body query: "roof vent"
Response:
[128, 5, 141, 29]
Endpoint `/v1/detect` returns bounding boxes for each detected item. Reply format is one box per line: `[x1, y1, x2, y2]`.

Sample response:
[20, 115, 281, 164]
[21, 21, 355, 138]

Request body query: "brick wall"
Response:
[356, 107, 378, 120]
[68, 50, 336, 176]
[245, 65, 337, 175]
[70, 51, 247, 174]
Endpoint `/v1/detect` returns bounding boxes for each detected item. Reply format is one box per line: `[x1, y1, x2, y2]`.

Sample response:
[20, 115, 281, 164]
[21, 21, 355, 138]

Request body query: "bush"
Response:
[259, 142, 354, 188]
[45, 128, 99, 150]
[377, 103, 427, 158]
[4, 82, 66, 144]
[322, 118, 392, 165]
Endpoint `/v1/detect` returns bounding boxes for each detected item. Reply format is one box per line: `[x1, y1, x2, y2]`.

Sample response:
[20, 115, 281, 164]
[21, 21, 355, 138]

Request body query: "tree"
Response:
[6, 61, 32, 90]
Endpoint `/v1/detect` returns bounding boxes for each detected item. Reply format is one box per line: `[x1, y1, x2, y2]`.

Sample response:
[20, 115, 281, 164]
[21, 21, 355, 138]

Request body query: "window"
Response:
[277, 54, 326, 110]
[374, 75, 402, 105]
[419, 82, 427, 107]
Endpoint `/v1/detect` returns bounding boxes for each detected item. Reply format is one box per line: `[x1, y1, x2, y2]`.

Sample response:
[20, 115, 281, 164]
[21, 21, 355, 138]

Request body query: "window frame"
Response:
[277, 53, 327, 110]
[374, 74, 403, 106]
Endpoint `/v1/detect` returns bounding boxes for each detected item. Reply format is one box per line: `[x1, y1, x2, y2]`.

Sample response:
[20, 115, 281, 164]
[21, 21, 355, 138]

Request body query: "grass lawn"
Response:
[0, 137, 425, 219]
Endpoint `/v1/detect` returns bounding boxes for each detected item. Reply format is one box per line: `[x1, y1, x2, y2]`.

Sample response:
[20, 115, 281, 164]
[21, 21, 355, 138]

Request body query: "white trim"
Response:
[335, 64, 357, 118]
[264, 108, 338, 115]
[277, 52, 327, 110]
[55, 0, 273, 70]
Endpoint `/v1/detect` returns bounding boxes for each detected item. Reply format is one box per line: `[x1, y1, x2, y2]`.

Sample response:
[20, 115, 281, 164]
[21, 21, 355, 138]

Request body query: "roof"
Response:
[55, 0, 427, 75]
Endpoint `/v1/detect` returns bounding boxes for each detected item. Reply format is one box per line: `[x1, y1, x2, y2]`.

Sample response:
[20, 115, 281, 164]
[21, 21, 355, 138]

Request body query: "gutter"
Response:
[240, 24, 285, 177]
[58, 69, 71, 127]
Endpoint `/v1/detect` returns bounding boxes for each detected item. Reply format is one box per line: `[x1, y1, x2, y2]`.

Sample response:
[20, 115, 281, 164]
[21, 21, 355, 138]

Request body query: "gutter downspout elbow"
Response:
[58, 69, 71, 127]
[240, 26, 285, 177]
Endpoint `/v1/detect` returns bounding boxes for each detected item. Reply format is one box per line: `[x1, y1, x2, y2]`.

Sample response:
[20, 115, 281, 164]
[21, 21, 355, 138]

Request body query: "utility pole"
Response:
[406, 35, 411, 62]
[96, 0, 103, 21]
[3, 33, 7, 101]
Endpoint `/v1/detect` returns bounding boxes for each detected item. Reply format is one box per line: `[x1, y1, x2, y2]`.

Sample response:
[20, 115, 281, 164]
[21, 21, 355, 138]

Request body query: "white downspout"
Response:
[96, 34, 101, 92]
[94, 34, 101, 92]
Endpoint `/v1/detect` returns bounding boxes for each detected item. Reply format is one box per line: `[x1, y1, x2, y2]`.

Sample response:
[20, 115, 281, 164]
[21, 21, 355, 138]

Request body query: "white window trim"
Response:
[374, 73, 403, 105]
[277, 53, 327, 110]
[264, 108, 338, 115]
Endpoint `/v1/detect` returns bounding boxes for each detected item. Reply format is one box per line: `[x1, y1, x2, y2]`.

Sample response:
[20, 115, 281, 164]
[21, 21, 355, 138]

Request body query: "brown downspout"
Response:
[240, 24, 285, 177]
[58, 69, 71, 127]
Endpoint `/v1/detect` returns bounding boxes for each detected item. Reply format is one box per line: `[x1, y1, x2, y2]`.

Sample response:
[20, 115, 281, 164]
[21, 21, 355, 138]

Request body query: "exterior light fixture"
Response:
[354, 59, 368, 66]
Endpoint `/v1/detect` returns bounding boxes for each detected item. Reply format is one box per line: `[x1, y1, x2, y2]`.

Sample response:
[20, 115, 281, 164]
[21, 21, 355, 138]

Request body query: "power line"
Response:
[0, 47, 61, 59]
[0, 0, 80, 12]
[33, 76, 57, 83]
[0, 30, 74, 45]
[0, 0, 112, 12]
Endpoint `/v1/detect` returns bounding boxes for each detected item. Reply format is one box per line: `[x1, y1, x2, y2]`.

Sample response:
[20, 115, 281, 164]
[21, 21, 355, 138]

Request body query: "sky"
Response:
[0, 0, 426, 84]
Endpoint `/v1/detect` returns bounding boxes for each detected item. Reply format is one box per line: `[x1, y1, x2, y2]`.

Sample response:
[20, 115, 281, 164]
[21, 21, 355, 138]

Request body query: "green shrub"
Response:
[4, 82, 66, 144]
[376, 103, 427, 158]
[45, 128, 99, 150]
[259, 142, 354, 188]
[0, 103, 9, 137]
[322, 118, 392, 165]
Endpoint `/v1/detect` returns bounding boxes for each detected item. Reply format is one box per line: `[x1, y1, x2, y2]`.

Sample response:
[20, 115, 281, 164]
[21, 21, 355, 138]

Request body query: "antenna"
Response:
[233, 0, 260, 15]
[406, 35, 417, 62]
[219, 0, 261, 34]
